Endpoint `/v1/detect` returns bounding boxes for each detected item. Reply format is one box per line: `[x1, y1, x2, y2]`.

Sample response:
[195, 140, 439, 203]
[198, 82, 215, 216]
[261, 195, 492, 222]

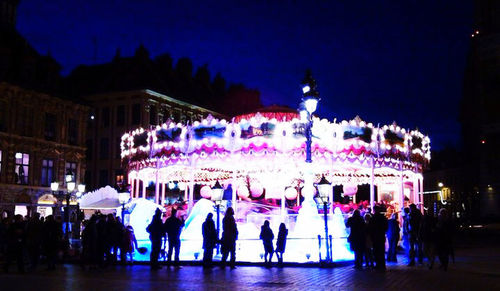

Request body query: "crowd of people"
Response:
[0, 203, 455, 273]
[345, 204, 455, 271]
[0, 213, 64, 273]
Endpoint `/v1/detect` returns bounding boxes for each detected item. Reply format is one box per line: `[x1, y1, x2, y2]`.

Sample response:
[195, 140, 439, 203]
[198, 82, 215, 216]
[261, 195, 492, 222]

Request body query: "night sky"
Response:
[16, 0, 474, 150]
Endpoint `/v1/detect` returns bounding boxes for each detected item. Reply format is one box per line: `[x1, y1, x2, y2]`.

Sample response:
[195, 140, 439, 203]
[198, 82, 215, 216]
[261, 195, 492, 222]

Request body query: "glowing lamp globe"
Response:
[250, 183, 264, 198]
[50, 182, 59, 192]
[285, 187, 298, 200]
[211, 181, 224, 203]
[302, 85, 310, 94]
[118, 192, 130, 205]
[237, 185, 250, 198]
[304, 97, 318, 114]
[65, 170, 74, 183]
[168, 182, 176, 189]
[67, 182, 76, 192]
[77, 184, 86, 193]
[200, 185, 213, 199]
[317, 176, 331, 203]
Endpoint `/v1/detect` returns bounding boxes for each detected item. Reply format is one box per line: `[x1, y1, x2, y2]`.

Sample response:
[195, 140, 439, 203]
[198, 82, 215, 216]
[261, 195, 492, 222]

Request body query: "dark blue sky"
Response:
[16, 0, 474, 149]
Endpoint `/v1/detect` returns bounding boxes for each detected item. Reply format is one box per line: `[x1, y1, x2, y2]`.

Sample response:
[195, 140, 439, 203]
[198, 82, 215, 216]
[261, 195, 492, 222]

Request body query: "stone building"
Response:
[0, 82, 89, 217]
[84, 89, 224, 191]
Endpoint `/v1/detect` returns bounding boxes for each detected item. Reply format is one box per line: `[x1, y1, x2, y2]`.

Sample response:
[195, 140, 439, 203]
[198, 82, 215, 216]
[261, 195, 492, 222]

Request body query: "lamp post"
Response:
[65, 170, 76, 242]
[211, 181, 224, 254]
[317, 175, 332, 263]
[118, 192, 131, 225]
[299, 70, 320, 164]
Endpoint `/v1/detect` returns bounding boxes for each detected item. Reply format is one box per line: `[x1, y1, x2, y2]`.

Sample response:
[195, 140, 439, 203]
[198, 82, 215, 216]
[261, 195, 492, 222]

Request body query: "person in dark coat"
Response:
[202, 213, 217, 268]
[346, 209, 366, 269]
[275, 223, 288, 266]
[408, 203, 423, 266]
[165, 208, 184, 266]
[435, 208, 453, 271]
[364, 213, 375, 268]
[370, 206, 388, 270]
[81, 215, 99, 269]
[42, 215, 62, 270]
[120, 225, 138, 265]
[221, 207, 238, 268]
[26, 213, 43, 271]
[386, 213, 400, 262]
[4, 215, 26, 273]
[259, 220, 274, 267]
[419, 211, 436, 269]
[146, 209, 165, 269]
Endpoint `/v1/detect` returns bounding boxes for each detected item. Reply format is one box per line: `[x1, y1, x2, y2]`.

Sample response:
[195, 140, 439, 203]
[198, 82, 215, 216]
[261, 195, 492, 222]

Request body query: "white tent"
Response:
[80, 186, 121, 210]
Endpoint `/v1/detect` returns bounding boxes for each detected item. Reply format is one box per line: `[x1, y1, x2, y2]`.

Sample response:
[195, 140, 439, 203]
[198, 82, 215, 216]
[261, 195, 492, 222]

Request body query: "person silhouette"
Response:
[202, 213, 217, 268]
[164, 208, 184, 266]
[370, 206, 388, 270]
[146, 209, 165, 270]
[387, 213, 400, 262]
[220, 207, 238, 268]
[275, 223, 288, 267]
[260, 220, 274, 267]
[346, 209, 366, 269]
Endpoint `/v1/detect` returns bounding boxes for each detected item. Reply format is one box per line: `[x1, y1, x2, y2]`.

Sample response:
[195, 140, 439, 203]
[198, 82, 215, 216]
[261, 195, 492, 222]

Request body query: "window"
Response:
[44, 113, 57, 141]
[102, 107, 110, 127]
[116, 105, 125, 126]
[15, 152, 29, 185]
[115, 169, 124, 187]
[132, 104, 141, 125]
[68, 119, 78, 145]
[149, 105, 157, 125]
[41, 159, 54, 186]
[86, 139, 93, 160]
[65, 162, 77, 182]
[100, 138, 109, 160]
[99, 170, 108, 187]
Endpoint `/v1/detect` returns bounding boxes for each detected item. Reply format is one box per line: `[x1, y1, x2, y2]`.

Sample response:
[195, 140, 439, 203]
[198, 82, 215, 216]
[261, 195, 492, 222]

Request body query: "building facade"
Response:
[460, 0, 500, 219]
[0, 82, 89, 217]
[84, 89, 224, 191]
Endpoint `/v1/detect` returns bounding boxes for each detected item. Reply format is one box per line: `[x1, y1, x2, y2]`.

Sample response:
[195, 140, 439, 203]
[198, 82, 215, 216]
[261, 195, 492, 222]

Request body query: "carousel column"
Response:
[155, 161, 160, 204]
[419, 175, 424, 213]
[142, 179, 147, 199]
[188, 170, 195, 212]
[161, 183, 166, 205]
[231, 170, 237, 212]
[399, 161, 404, 211]
[370, 157, 376, 211]
[135, 178, 140, 199]
[130, 178, 135, 198]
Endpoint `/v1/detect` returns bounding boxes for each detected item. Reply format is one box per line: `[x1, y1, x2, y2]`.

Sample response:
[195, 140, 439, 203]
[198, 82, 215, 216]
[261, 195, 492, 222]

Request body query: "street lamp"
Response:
[317, 175, 332, 262]
[51, 181, 59, 193]
[118, 192, 130, 224]
[63, 170, 75, 242]
[211, 180, 224, 254]
[300, 70, 320, 163]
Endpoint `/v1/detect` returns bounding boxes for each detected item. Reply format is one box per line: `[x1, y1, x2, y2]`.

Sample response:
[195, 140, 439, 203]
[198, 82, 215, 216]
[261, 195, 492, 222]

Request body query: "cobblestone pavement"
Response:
[1, 247, 500, 291]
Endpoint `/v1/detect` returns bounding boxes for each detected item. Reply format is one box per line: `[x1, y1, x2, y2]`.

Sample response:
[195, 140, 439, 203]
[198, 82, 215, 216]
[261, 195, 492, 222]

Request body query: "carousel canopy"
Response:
[121, 111, 430, 186]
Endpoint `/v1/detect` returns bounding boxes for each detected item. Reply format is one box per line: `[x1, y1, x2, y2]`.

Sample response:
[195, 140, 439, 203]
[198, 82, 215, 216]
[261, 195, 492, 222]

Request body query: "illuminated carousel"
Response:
[120, 106, 430, 263]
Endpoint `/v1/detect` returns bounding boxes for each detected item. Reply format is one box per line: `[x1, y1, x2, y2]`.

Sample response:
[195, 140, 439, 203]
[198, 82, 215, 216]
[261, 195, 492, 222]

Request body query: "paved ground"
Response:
[1, 225, 500, 290]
